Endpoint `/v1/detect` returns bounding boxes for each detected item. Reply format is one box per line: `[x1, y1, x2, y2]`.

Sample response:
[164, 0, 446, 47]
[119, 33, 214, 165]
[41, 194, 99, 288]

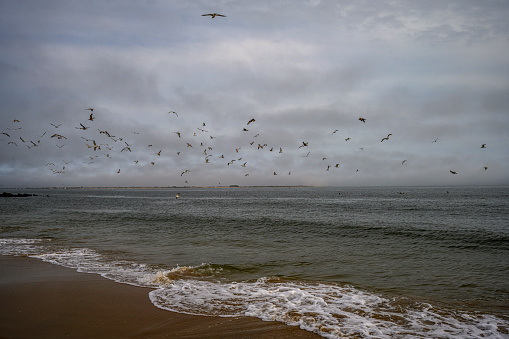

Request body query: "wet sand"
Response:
[0, 256, 320, 338]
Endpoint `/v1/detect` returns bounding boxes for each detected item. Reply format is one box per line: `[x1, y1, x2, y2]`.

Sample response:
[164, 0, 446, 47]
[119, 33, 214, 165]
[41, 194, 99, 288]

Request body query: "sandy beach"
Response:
[0, 255, 320, 338]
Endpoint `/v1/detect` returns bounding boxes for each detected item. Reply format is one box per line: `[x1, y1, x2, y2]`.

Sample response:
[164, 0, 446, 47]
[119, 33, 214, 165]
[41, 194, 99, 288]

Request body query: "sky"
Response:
[1, 0, 508, 188]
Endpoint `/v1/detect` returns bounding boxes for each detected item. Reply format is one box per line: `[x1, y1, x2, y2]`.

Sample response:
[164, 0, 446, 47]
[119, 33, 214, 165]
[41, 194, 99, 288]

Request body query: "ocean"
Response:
[1, 186, 508, 338]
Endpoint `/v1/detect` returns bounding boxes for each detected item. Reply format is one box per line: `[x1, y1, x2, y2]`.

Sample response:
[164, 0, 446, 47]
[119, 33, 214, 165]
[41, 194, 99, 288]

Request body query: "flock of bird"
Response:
[0, 106, 490, 186]
[0, 12, 491, 186]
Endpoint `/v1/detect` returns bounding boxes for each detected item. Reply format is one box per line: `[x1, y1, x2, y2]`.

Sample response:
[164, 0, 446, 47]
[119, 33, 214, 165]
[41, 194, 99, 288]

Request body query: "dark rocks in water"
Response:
[1, 192, 38, 198]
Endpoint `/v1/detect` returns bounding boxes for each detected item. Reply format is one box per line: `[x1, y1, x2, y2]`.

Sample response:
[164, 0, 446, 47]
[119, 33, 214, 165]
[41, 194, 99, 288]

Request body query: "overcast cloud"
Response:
[1, 0, 508, 188]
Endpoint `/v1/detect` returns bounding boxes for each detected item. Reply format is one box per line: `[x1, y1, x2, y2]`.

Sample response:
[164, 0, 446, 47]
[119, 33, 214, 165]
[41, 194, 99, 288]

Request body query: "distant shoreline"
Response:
[1, 185, 319, 190]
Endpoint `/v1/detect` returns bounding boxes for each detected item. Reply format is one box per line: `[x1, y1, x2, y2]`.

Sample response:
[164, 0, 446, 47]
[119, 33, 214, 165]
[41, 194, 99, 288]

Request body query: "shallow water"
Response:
[1, 186, 508, 338]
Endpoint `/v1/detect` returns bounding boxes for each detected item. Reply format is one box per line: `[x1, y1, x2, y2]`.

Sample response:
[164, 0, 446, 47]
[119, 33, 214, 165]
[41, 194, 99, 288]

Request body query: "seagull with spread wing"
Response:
[202, 13, 226, 18]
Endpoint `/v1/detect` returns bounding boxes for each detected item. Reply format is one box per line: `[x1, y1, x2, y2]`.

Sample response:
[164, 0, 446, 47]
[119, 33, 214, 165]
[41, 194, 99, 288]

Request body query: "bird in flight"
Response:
[359, 117, 366, 123]
[88, 113, 95, 121]
[298, 142, 308, 149]
[247, 118, 255, 125]
[86, 108, 94, 112]
[402, 160, 407, 165]
[481, 144, 486, 148]
[484, 166, 488, 171]
[450, 170, 457, 174]
[202, 13, 226, 18]
[431, 138, 438, 143]
[76, 123, 89, 130]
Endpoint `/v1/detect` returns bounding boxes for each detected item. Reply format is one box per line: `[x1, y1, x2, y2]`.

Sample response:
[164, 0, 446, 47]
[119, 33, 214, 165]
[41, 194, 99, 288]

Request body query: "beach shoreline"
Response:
[0, 255, 320, 338]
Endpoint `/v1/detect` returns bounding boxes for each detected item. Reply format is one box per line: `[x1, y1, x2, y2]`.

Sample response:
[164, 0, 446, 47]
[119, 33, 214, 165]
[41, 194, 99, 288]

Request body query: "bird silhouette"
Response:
[359, 117, 366, 123]
[481, 144, 486, 148]
[450, 170, 457, 174]
[247, 118, 255, 125]
[76, 123, 89, 130]
[202, 13, 226, 18]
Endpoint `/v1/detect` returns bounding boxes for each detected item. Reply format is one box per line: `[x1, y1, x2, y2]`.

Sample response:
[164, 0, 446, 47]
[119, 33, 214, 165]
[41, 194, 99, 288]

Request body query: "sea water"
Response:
[1, 186, 508, 338]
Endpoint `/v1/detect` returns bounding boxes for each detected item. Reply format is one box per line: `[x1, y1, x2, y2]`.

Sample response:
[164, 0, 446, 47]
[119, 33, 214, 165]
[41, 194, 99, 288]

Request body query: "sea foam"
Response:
[149, 277, 508, 338]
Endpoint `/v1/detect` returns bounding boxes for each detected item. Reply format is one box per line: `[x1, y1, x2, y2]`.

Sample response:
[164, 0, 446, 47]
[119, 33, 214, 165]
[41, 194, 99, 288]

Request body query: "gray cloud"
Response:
[1, 1, 508, 188]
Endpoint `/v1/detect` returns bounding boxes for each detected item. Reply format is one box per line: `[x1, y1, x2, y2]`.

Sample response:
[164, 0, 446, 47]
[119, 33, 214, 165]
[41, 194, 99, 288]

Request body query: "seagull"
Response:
[402, 160, 407, 165]
[450, 170, 457, 174]
[247, 118, 255, 125]
[332, 129, 338, 134]
[298, 141, 308, 149]
[431, 138, 438, 143]
[86, 108, 94, 111]
[76, 123, 89, 130]
[86, 140, 101, 151]
[88, 113, 95, 121]
[359, 117, 366, 123]
[202, 13, 226, 18]
[169, 111, 178, 117]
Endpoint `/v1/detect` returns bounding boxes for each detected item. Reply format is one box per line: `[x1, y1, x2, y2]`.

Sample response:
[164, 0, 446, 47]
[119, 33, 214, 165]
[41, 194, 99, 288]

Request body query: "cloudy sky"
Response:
[1, 0, 508, 188]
